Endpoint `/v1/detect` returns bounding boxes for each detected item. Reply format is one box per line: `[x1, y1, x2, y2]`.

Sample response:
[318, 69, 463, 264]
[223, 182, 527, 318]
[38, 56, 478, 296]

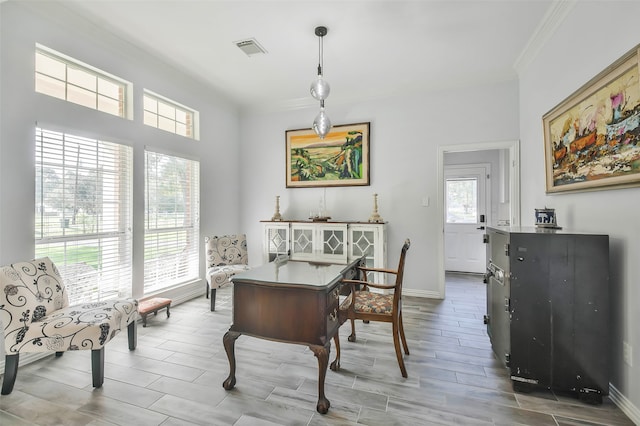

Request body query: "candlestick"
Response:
[271, 196, 282, 221]
[368, 193, 383, 223]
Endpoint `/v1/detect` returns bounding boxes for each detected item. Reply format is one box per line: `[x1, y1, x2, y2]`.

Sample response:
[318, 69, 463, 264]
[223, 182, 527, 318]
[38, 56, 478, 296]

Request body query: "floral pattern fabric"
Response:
[352, 291, 393, 314]
[0, 257, 138, 354]
[205, 234, 249, 290]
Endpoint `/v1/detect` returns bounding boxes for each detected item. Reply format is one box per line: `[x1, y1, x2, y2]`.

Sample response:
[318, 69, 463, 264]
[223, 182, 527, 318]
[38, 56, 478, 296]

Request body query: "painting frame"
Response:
[285, 122, 370, 188]
[543, 45, 640, 194]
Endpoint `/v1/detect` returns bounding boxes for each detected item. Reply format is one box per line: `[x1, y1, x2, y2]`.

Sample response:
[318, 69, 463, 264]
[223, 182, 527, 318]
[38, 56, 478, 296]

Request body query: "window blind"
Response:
[144, 150, 200, 293]
[35, 128, 133, 305]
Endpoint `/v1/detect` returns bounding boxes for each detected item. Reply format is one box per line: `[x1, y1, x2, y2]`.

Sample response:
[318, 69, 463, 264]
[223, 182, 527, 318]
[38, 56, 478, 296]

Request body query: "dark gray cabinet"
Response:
[484, 226, 609, 403]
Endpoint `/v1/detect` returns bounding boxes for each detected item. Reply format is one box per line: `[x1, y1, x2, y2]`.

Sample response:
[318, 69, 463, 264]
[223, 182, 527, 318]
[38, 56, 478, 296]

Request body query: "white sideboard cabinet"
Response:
[262, 220, 387, 280]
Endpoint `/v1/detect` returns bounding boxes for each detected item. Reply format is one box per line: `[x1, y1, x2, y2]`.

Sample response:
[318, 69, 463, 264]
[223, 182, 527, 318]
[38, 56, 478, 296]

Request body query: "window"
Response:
[35, 45, 131, 118]
[35, 128, 133, 305]
[446, 178, 478, 224]
[144, 150, 200, 293]
[143, 90, 198, 139]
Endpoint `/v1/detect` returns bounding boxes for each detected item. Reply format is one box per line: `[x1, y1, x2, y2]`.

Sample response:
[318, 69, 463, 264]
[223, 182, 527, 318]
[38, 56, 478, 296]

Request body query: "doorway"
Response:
[436, 141, 520, 299]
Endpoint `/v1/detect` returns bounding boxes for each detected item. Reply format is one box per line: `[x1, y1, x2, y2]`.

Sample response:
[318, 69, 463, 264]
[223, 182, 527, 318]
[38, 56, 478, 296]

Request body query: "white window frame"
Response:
[143, 90, 199, 140]
[35, 44, 133, 119]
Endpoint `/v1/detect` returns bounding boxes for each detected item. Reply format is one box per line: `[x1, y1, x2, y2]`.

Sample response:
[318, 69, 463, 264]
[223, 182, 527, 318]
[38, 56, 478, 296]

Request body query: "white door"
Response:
[444, 165, 490, 273]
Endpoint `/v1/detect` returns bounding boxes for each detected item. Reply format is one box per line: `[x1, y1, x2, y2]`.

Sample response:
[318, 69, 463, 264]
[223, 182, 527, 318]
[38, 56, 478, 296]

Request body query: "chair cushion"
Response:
[7, 298, 137, 353]
[205, 234, 248, 268]
[207, 265, 250, 289]
[352, 291, 393, 314]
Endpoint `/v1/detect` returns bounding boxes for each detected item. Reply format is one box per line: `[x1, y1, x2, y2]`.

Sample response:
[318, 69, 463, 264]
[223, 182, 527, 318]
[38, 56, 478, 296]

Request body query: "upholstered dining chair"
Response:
[333, 239, 411, 378]
[205, 234, 249, 311]
[0, 257, 138, 395]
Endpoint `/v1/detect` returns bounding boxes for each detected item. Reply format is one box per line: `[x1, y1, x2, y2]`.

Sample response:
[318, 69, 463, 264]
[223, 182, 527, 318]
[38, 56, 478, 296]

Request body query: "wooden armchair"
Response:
[332, 239, 411, 377]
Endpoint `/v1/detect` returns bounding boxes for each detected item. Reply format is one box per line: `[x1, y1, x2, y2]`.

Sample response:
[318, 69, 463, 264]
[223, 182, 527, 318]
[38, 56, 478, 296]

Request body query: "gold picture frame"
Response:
[286, 122, 370, 188]
[543, 45, 640, 193]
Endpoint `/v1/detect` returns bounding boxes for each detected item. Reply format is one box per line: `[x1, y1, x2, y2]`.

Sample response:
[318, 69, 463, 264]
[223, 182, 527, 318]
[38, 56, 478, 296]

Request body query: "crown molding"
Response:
[514, 0, 577, 75]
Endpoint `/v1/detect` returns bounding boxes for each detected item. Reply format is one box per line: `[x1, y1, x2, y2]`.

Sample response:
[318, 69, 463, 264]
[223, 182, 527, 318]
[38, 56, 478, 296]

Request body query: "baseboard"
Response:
[0, 352, 51, 376]
[141, 279, 204, 307]
[403, 289, 444, 299]
[610, 383, 640, 425]
[163, 286, 204, 306]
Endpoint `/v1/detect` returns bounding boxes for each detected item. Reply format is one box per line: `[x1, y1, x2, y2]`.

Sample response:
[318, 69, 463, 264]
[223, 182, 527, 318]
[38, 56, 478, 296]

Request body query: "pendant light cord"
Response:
[318, 34, 323, 76]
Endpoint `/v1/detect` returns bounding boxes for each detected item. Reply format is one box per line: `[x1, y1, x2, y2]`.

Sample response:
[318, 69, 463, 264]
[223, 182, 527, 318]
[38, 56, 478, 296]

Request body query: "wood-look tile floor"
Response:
[0, 273, 633, 425]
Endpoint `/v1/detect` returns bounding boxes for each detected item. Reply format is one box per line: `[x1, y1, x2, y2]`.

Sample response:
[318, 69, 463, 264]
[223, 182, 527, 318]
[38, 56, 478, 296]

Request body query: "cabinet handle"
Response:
[329, 309, 337, 322]
[333, 289, 339, 300]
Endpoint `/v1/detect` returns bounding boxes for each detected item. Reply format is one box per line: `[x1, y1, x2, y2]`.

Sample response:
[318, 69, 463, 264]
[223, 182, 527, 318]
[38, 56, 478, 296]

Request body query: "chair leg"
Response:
[399, 312, 409, 355]
[91, 348, 105, 388]
[348, 318, 357, 342]
[330, 333, 341, 371]
[1, 354, 19, 395]
[205, 281, 209, 298]
[128, 320, 137, 350]
[392, 319, 408, 378]
[210, 288, 217, 311]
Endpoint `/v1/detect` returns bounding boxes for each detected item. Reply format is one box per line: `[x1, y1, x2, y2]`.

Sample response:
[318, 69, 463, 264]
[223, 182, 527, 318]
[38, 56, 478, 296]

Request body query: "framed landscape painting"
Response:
[286, 122, 370, 188]
[543, 45, 640, 193]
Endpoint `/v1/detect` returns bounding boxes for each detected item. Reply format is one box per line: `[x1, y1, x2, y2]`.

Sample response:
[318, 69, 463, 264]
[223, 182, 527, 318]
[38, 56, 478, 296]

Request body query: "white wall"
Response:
[0, 2, 242, 299]
[240, 80, 519, 297]
[519, 0, 640, 418]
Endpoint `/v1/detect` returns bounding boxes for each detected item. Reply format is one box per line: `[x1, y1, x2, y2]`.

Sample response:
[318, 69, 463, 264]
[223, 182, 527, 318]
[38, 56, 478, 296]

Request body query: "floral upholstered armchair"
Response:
[0, 257, 138, 395]
[205, 234, 249, 311]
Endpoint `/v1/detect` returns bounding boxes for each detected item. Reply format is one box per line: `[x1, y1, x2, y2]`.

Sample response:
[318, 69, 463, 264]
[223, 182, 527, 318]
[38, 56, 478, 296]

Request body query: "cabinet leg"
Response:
[512, 380, 534, 393]
[578, 389, 603, 405]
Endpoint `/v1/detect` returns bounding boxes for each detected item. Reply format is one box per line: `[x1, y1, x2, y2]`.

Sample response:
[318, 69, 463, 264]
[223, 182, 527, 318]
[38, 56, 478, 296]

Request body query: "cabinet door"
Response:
[349, 224, 385, 282]
[263, 223, 290, 262]
[317, 224, 348, 263]
[291, 224, 316, 261]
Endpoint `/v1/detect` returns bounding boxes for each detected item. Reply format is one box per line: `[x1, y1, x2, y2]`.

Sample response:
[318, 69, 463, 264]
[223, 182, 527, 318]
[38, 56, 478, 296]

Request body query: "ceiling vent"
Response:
[234, 38, 267, 57]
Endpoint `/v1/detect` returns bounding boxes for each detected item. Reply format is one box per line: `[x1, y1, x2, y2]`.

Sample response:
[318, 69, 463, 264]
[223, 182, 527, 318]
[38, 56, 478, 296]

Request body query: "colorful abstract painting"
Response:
[544, 46, 640, 193]
[286, 122, 370, 188]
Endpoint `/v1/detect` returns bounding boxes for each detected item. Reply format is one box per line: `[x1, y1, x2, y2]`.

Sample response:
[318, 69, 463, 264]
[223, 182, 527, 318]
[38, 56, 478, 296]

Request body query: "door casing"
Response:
[436, 140, 520, 299]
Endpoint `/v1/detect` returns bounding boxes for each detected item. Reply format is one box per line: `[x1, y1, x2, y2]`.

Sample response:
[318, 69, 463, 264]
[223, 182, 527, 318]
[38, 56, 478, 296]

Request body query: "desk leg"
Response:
[222, 331, 240, 390]
[310, 343, 331, 414]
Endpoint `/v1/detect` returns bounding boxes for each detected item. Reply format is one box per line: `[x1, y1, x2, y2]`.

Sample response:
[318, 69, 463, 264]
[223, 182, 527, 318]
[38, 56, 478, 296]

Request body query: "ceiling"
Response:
[56, 0, 556, 112]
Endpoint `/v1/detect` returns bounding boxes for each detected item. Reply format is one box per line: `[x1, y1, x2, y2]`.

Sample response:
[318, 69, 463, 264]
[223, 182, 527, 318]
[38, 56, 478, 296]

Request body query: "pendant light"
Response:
[311, 26, 332, 138]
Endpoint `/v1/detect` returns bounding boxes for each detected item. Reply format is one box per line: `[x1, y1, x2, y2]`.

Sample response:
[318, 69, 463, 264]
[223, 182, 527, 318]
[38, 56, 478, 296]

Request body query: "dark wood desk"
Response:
[222, 258, 362, 414]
